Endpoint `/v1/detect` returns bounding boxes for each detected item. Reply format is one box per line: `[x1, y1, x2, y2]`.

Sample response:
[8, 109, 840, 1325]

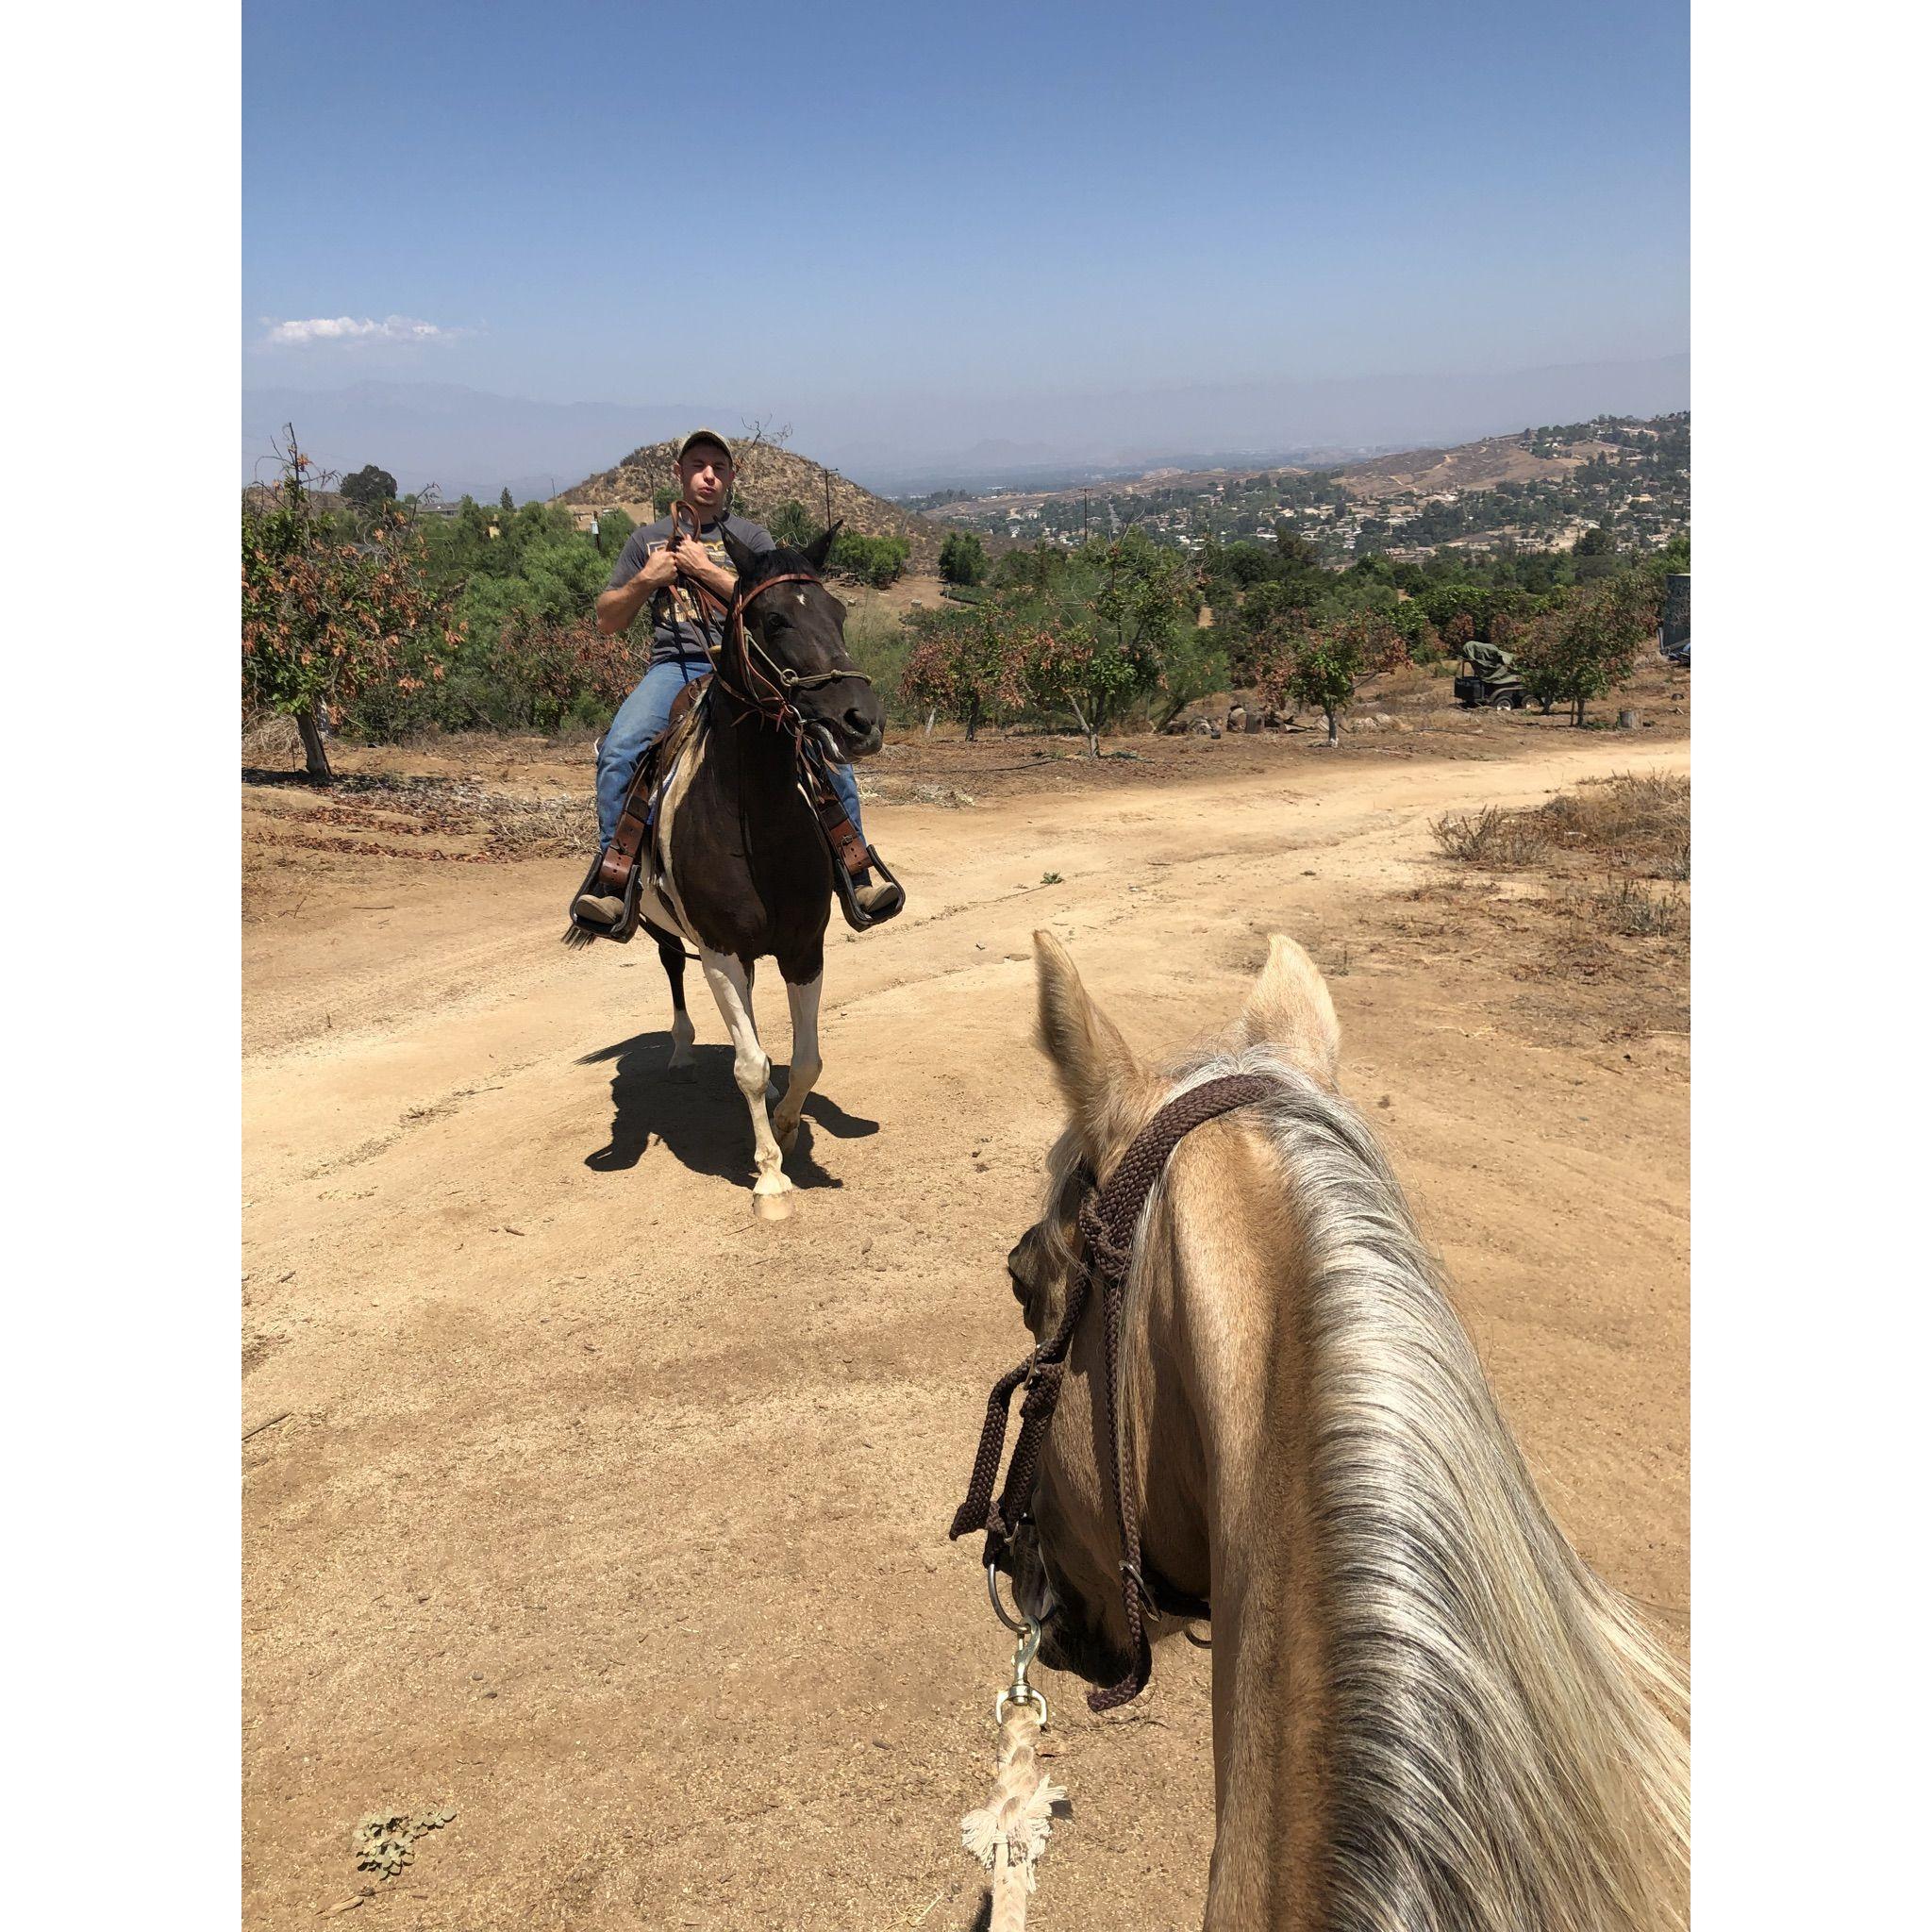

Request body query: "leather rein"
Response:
[949, 1073, 1281, 1711]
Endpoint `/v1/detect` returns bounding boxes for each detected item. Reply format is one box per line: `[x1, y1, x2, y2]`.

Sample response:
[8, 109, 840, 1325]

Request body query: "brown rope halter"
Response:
[950, 1073, 1280, 1711]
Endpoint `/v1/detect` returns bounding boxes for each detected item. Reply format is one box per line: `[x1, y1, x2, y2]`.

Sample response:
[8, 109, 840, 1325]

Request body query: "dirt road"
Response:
[243, 733, 1689, 1930]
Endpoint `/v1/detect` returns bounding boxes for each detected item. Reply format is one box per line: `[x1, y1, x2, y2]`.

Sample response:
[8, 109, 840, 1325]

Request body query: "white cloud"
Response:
[259, 314, 458, 348]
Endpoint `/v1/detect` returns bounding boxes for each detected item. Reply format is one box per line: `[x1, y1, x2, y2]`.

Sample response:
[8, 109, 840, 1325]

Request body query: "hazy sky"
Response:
[244, 0, 1688, 448]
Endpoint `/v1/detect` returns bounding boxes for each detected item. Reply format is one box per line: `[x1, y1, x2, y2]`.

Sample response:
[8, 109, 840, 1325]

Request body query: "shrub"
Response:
[1432, 806, 1551, 866]
[829, 530, 910, 587]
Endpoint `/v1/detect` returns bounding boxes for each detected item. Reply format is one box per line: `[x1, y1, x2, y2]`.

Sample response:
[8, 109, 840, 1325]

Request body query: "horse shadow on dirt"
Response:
[578, 1030, 878, 1189]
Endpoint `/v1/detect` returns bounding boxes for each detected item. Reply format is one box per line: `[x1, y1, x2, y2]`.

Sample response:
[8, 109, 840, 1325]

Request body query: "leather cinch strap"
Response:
[950, 1072, 1280, 1710]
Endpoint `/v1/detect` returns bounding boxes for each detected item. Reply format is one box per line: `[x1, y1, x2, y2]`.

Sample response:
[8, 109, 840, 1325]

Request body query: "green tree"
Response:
[499, 487, 515, 514]
[898, 606, 1025, 740]
[340, 464, 398, 513]
[1574, 524, 1619, 583]
[939, 530, 988, 586]
[1154, 625, 1229, 729]
[1254, 609, 1407, 746]
[1223, 542, 1274, 588]
[242, 436, 463, 778]
[1513, 574, 1656, 724]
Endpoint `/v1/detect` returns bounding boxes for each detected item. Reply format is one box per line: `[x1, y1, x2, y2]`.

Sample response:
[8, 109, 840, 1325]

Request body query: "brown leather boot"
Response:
[572, 891, 627, 926]
[852, 877, 904, 922]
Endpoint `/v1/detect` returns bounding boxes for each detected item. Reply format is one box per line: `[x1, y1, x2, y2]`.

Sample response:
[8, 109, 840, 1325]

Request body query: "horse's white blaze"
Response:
[698, 948, 791, 1213]
[771, 974, 824, 1151]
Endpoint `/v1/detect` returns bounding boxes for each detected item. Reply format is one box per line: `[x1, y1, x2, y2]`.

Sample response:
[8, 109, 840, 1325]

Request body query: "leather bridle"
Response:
[668, 504, 873, 740]
[950, 1074, 1280, 1710]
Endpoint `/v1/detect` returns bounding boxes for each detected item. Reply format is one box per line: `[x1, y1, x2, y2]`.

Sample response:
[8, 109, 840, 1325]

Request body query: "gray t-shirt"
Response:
[603, 512, 775, 666]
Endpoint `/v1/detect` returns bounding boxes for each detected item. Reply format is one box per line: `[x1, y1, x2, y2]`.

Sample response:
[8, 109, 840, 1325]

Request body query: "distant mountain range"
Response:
[242, 354, 1689, 503]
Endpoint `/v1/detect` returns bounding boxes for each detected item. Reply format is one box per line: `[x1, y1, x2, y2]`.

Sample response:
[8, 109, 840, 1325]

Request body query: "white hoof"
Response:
[753, 1187, 793, 1222]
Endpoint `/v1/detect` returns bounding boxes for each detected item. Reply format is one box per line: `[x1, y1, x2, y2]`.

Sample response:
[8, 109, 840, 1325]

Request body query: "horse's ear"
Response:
[805, 521, 842, 572]
[719, 520, 760, 580]
[1033, 931, 1145, 1158]
[1235, 934, 1341, 1085]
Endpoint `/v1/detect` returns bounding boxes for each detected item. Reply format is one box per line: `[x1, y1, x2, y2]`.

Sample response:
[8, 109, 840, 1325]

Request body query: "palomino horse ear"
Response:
[1235, 934, 1341, 1085]
[805, 520, 842, 572]
[1033, 931, 1144, 1157]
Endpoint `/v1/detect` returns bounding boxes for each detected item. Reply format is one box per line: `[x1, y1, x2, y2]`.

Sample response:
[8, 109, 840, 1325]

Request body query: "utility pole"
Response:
[824, 467, 834, 532]
[1083, 491, 1090, 544]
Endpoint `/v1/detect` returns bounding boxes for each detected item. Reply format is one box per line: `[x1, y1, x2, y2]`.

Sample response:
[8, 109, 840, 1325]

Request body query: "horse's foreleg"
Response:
[771, 974, 824, 1156]
[659, 935, 696, 1074]
[698, 949, 792, 1219]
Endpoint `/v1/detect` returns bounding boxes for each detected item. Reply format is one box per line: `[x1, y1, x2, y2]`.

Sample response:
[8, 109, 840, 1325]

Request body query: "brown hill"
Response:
[1337, 433, 1618, 502]
[552, 440, 958, 571]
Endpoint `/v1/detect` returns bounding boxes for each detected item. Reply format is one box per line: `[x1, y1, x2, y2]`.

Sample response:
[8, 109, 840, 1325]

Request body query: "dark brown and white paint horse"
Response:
[638, 525, 883, 1218]
[991, 931, 1688, 1931]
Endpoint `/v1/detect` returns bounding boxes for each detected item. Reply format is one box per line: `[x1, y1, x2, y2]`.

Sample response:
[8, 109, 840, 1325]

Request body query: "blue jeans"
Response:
[596, 656, 867, 853]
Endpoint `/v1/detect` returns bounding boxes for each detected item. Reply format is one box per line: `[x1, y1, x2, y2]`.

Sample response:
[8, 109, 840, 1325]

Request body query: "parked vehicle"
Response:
[1455, 639, 1526, 709]
[1659, 572, 1690, 666]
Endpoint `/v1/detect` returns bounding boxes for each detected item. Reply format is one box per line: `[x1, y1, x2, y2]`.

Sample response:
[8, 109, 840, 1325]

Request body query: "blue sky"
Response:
[243, 0, 1687, 466]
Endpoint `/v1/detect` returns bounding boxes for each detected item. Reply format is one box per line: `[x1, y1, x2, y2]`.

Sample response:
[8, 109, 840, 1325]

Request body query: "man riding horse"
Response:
[571, 427, 904, 929]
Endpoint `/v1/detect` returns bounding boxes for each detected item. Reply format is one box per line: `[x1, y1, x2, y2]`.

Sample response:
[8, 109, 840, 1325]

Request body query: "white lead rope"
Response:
[960, 1623, 1068, 1930]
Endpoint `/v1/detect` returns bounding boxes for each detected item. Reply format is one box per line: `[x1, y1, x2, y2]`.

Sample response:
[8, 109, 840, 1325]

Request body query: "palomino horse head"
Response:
[719, 523, 886, 761]
[995, 930, 1688, 1930]
[1003, 931, 1340, 1681]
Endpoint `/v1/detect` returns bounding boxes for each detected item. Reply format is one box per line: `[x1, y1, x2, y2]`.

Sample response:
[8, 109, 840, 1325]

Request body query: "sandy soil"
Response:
[242, 724, 1689, 1930]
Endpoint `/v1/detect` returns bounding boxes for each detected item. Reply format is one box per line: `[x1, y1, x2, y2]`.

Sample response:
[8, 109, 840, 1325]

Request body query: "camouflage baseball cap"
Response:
[674, 427, 735, 465]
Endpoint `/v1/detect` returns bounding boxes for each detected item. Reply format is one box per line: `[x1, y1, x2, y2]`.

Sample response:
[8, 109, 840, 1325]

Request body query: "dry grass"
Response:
[244, 772, 596, 864]
[242, 711, 305, 768]
[1419, 771, 1690, 1041]
[1575, 874, 1688, 939]
[1436, 772, 1689, 884]
[1537, 771, 1690, 880]
[1432, 805, 1552, 867]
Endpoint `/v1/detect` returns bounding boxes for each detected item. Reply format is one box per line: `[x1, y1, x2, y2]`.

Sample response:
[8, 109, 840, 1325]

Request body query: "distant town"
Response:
[897, 413, 1690, 567]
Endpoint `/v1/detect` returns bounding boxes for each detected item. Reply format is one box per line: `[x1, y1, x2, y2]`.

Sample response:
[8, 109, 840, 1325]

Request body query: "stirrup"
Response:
[567, 849, 644, 944]
[833, 851, 906, 932]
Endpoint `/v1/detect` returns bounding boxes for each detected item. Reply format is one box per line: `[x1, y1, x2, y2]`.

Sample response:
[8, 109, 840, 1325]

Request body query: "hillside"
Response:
[552, 441, 959, 570]
[1335, 431, 1618, 501]
[929, 414, 1687, 561]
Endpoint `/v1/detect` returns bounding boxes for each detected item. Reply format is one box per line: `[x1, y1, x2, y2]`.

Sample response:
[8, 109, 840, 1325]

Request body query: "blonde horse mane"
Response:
[1114, 1045, 1690, 1932]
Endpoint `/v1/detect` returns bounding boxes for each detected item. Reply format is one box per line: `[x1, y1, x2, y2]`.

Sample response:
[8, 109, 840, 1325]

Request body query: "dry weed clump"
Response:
[242, 710, 305, 768]
[1574, 874, 1688, 939]
[1431, 806, 1552, 866]
[1435, 771, 1689, 885]
[1537, 770, 1690, 880]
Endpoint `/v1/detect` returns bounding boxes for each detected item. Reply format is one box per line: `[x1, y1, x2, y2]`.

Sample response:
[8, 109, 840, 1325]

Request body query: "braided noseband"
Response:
[950, 1073, 1280, 1710]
